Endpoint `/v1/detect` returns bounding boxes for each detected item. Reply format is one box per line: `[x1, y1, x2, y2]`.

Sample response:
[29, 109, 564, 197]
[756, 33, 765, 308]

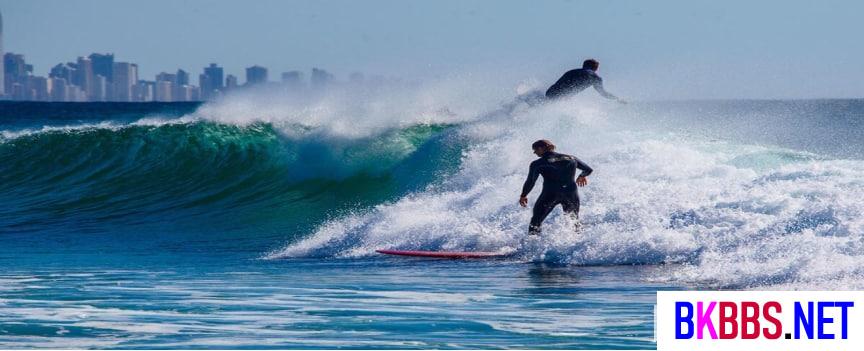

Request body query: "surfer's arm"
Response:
[593, 80, 621, 101]
[575, 158, 593, 177]
[520, 163, 540, 197]
[575, 158, 592, 187]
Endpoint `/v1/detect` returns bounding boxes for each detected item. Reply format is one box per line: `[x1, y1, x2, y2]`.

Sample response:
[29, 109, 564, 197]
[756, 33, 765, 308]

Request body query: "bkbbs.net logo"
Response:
[656, 291, 863, 351]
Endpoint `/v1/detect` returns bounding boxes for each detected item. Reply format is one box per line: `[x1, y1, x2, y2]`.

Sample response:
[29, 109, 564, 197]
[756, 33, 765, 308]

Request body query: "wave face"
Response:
[3, 91, 864, 290]
[0, 110, 462, 255]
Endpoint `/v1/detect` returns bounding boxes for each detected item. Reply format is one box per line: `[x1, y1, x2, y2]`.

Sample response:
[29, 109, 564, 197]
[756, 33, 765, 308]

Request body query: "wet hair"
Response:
[582, 59, 600, 71]
[531, 139, 556, 151]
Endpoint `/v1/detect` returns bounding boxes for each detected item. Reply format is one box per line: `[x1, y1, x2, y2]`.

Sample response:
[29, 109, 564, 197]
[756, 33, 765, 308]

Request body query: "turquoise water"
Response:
[1, 257, 660, 349]
[2, 96, 864, 348]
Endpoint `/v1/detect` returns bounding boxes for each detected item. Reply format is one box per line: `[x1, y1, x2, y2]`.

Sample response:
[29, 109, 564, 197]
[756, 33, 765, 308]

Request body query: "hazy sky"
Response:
[1, 0, 862, 99]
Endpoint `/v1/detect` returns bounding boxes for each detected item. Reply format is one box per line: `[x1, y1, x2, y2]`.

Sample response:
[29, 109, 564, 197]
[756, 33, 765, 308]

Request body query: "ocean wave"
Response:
[0, 120, 460, 238]
[267, 96, 864, 289]
[4, 85, 864, 290]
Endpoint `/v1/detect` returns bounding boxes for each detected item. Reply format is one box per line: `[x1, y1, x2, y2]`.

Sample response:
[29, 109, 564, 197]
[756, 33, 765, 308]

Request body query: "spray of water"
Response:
[242, 79, 864, 290]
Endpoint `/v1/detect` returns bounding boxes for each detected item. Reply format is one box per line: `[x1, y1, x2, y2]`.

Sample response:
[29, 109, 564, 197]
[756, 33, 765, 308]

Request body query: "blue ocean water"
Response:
[1, 89, 863, 348]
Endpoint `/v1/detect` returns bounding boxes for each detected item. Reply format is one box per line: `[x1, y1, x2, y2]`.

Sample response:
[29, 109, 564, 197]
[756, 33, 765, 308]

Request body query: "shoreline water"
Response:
[0, 257, 669, 349]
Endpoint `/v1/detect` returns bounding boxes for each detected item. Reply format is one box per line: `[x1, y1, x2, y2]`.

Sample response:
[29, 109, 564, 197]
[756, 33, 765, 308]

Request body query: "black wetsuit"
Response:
[521, 151, 593, 234]
[545, 68, 617, 100]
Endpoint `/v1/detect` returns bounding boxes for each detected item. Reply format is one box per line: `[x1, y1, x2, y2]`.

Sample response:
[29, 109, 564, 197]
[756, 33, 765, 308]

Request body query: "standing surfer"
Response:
[519, 140, 593, 235]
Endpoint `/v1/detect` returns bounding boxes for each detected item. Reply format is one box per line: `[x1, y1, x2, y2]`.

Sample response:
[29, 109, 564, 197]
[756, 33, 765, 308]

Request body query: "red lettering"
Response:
[741, 301, 760, 339]
[762, 301, 783, 339]
[719, 301, 738, 339]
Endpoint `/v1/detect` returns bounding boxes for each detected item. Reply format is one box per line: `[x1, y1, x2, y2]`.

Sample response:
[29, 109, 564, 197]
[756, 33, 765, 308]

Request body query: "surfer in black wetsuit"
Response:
[519, 140, 593, 235]
[546, 59, 623, 102]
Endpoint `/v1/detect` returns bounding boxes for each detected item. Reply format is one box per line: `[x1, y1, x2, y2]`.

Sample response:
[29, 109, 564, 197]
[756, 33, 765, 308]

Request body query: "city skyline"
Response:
[2, 1, 864, 99]
[0, 8, 357, 102]
[3, 46, 342, 102]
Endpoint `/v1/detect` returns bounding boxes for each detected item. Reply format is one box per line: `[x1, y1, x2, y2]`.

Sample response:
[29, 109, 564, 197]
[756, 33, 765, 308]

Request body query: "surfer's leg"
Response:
[529, 193, 557, 235]
[561, 192, 581, 231]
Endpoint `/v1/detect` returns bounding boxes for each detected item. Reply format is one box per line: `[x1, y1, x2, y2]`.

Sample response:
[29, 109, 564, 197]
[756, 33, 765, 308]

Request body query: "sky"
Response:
[1, 0, 862, 99]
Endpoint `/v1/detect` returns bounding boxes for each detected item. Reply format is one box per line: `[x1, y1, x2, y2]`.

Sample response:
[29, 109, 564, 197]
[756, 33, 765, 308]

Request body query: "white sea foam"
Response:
[192, 73, 518, 139]
[0, 115, 199, 141]
[264, 90, 864, 289]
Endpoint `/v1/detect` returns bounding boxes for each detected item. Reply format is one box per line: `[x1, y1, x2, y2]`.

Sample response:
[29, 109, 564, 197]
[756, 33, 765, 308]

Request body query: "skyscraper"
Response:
[245, 65, 268, 86]
[200, 63, 223, 100]
[176, 69, 189, 86]
[49, 77, 67, 101]
[225, 74, 238, 90]
[29, 76, 49, 101]
[155, 72, 177, 84]
[133, 80, 154, 102]
[88, 53, 114, 83]
[5, 53, 33, 98]
[49, 63, 71, 81]
[74, 57, 94, 100]
[155, 80, 173, 102]
[92, 75, 107, 101]
[0, 10, 5, 97]
[112, 62, 137, 101]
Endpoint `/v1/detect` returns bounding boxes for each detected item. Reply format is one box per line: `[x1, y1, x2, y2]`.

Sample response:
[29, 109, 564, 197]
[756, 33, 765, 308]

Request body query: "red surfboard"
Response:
[376, 249, 509, 259]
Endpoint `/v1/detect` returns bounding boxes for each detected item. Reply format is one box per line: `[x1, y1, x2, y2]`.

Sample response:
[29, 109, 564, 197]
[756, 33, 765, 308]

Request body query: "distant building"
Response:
[176, 69, 189, 86]
[4, 54, 33, 77]
[225, 74, 238, 90]
[74, 57, 94, 100]
[311, 68, 333, 90]
[155, 72, 176, 84]
[190, 85, 201, 101]
[155, 72, 176, 101]
[173, 84, 198, 101]
[88, 53, 114, 83]
[29, 76, 49, 101]
[198, 73, 210, 98]
[49, 77, 67, 101]
[66, 84, 86, 102]
[200, 63, 223, 100]
[172, 69, 193, 101]
[133, 80, 154, 102]
[92, 75, 107, 101]
[4, 53, 33, 97]
[155, 80, 172, 102]
[49, 63, 75, 82]
[245, 65, 268, 86]
[112, 62, 137, 101]
[173, 85, 186, 101]
[281, 71, 303, 88]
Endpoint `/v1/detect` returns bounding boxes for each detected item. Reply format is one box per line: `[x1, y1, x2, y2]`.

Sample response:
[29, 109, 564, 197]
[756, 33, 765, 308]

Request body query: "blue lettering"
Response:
[676, 302, 694, 339]
[836, 301, 854, 339]
[818, 302, 835, 339]
[794, 301, 814, 339]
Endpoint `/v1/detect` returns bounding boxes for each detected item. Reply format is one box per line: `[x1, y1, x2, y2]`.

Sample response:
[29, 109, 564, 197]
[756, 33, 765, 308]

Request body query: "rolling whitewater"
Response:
[2, 81, 863, 348]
